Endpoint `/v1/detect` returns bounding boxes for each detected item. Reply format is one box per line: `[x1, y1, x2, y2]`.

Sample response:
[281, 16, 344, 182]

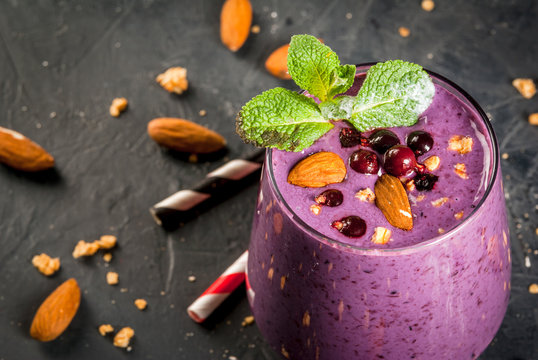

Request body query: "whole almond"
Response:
[30, 278, 81, 342]
[0, 127, 54, 171]
[374, 174, 413, 230]
[287, 152, 346, 188]
[265, 44, 291, 79]
[220, 0, 252, 52]
[147, 118, 226, 154]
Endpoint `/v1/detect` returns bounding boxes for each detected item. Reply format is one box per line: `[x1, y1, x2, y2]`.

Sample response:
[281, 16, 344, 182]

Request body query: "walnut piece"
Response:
[134, 299, 147, 310]
[355, 188, 375, 203]
[113, 327, 135, 348]
[431, 197, 449, 207]
[512, 78, 536, 99]
[31, 253, 60, 276]
[454, 211, 464, 220]
[96, 235, 117, 249]
[398, 27, 410, 37]
[98, 324, 114, 336]
[107, 271, 119, 285]
[310, 204, 322, 215]
[423, 155, 440, 171]
[371, 227, 392, 245]
[421, 0, 435, 12]
[156, 66, 188, 94]
[72, 240, 100, 258]
[405, 180, 416, 192]
[454, 163, 469, 179]
[448, 135, 473, 154]
[109, 97, 128, 117]
[241, 315, 255, 327]
[529, 113, 538, 126]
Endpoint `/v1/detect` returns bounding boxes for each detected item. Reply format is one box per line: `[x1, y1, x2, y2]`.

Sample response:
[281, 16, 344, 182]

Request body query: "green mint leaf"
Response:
[348, 60, 435, 131]
[287, 35, 355, 102]
[236, 87, 333, 151]
[319, 95, 355, 120]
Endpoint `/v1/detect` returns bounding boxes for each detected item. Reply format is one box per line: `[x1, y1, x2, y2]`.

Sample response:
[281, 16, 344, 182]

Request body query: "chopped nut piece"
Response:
[529, 283, 538, 294]
[438, 228, 445, 234]
[96, 235, 117, 249]
[454, 163, 469, 179]
[448, 135, 474, 154]
[355, 188, 375, 203]
[431, 197, 449, 207]
[198, 109, 207, 117]
[156, 66, 188, 94]
[134, 299, 147, 310]
[423, 155, 440, 171]
[371, 227, 392, 245]
[405, 180, 416, 192]
[310, 204, 322, 215]
[501, 153, 509, 160]
[98, 324, 114, 336]
[31, 253, 60, 276]
[251, 25, 260, 34]
[241, 315, 255, 327]
[512, 78, 536, 99]
[113, 327, 134, 348]
[398, 26, 410, 37]
[416, 194, 426, 202]
[267, 267, 274, 280]
[421, 0, 435, 11]
[454, 211, 464, 220]
[302, 311, 311, 327]
[109, 97, 128, 117]
[188, 153, 198, 163]
[106, 271, 119, 285]
[72, 240, 99, 258]
[103, 253, 113, 262]
[529, 113, 538, 125]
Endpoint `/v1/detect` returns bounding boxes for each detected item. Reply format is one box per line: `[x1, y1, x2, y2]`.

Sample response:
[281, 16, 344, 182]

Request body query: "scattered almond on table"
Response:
[32, 253, 60, 276]
[220, 0, 252, 52]
[156, 66, 188, 94]
[0, 126, 55, 172]
[109, 97, 128, 117]
[529, 113, 538, 125]
[265, 44, 291, 79]
[512, 78, 536, 99]
[421, 0, 435, 12]
[529, 283, 538, 294]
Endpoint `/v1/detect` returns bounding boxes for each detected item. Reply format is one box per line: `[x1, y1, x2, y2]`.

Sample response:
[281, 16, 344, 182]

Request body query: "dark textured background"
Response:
[0, 0, 537, 359]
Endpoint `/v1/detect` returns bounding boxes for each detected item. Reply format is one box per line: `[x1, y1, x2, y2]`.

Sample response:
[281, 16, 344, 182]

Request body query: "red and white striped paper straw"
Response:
[187, 251, 248, 323]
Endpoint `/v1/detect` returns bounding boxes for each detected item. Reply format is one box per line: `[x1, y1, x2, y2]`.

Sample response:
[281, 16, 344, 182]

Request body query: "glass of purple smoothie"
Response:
[246, 64, 510, 359]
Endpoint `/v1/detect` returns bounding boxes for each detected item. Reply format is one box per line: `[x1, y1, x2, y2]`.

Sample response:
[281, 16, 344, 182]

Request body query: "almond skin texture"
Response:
[220, 0, 252, 52]
[147, 118, 226, 154]
[265, 44, 291, 79]
[288, 152, 346, 188]
[0, 127, 54, 171]
[374, 174, 413, 230]
[30, 278, 81, 342]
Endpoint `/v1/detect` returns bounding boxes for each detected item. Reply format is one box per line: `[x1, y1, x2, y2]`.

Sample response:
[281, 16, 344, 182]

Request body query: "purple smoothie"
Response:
[247, 66, 510, 359]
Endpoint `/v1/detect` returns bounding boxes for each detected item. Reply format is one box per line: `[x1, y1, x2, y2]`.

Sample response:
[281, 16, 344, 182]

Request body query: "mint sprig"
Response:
[236, 35, 435, 152]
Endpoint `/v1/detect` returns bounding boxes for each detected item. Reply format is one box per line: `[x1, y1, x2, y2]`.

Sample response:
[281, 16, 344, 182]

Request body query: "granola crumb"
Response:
[431, 197, 449, 207]
[188, 275, 196, 282]
[345, 12, 352, 19]
[454, 211, 464, 220]
[438, 228, 445, 234]
[31, 253, 60, 276]
[96, 235, 117, 249]
[198, 109, 207, 117]
[103, 253, 113, 262]
[512, 78, 536, 99]
[109, 97, 128, 117]
[398, 26, 410, 37]
[241, 315, 255, 327]
[423, 155, 440, 171]
[529, 283, 538, 294]
[371, 227, 392, 245]
[113, 327, 135, 348]
[454, 163, 469, 179]
[421, 0, 435, 12]
[156, 66, 188, 94]
[134, 298, 147, 310]
[405, 180, 416, 192]
[501, 153, 509, 160]
[251, 25, 260, 34]
[120, 288, 128, 293]
[98, 324, 114, 336]
[188, 153, 198, 163]
[355, 188, 376, 203]
[310, 204, 322, 215]
[107, 271, 119, 285]
[72, 240, 100, 258]
[529, 113, 538, 125]
[448, 135, 474, 154]
[416, 194, 426, 202]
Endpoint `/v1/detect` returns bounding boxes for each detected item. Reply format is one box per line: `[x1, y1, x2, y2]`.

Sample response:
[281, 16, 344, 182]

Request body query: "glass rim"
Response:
[266, 63, 499, 255]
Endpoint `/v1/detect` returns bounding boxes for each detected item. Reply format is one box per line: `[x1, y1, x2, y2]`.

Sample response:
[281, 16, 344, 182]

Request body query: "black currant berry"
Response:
[331, 216, 367, 238]
[339, 128, 362, 148]
[349, 149, 379, 174]
[383, 145, 417, 177]
[407, 130, 434, 156]
[414, 173, 439, 191]
[368, 129, 400, 154]
[315, 189, 344, 207]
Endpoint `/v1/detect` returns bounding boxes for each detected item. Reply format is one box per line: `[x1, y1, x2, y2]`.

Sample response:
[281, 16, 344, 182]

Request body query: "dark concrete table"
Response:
[0, 1, 536, 359]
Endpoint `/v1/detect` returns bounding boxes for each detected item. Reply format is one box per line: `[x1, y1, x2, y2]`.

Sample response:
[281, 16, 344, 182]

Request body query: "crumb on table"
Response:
[31, 253, 60, 276]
